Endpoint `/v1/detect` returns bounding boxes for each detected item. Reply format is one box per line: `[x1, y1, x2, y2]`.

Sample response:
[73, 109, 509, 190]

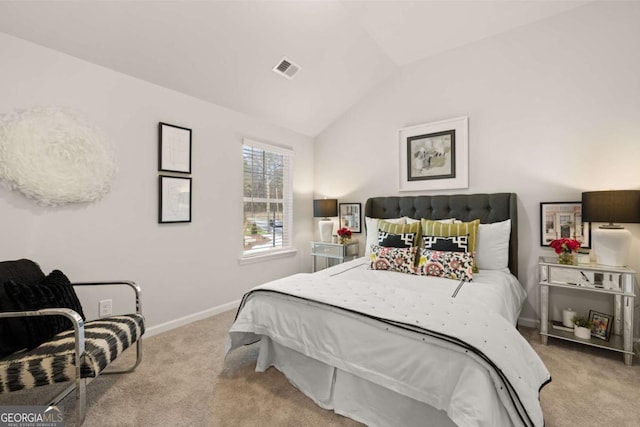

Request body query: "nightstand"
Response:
[311, 241, 359, 272]
[538, 256, 636, 365]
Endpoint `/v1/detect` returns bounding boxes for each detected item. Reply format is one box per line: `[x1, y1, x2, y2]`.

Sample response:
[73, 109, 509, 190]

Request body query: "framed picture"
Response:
[589, 310, 613, 341]
[159, 176, 192, 223]
[339, 203, 362, 233]
[399, 116, 468, 191]
[159, 122, 192, 174]
[540, 202, 590, 248]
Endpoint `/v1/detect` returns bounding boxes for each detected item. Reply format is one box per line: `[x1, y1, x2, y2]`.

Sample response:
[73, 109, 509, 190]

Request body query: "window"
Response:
[242, 138, 293, 257]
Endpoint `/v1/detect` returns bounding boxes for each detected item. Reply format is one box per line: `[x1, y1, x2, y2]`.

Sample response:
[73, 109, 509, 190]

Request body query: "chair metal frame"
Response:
[0, 280, 142, 426]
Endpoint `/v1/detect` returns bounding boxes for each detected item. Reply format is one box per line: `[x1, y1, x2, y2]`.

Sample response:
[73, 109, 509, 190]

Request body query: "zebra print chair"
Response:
[0, 259, 144, 426]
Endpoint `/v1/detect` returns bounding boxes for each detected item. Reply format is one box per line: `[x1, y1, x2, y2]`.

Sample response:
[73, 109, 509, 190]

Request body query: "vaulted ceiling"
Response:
[0, 1, 589, 136]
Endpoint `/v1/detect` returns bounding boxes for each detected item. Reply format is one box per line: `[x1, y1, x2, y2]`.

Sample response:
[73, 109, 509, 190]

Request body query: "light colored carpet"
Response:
[216, 343, 360, 427]
[1, 309, 639, 426]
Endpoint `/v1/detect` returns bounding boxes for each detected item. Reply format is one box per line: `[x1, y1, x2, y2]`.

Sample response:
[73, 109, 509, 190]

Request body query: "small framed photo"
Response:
[398, 116, 468, 191]
[159, 122, 192, 174]
[339, 203, 362, 233]
[589, 310, 613, 341]
[540, 201, 590, 248]
[159, 176, 192, 223]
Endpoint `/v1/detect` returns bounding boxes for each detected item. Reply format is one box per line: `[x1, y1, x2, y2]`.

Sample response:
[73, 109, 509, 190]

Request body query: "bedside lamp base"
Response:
[592, 226, 631, 267]
[319, 220, 334, 243]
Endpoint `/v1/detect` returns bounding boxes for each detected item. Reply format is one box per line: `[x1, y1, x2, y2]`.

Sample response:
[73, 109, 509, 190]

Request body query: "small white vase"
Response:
[574, 326, 591, 339]
[562, 309, 576, 328]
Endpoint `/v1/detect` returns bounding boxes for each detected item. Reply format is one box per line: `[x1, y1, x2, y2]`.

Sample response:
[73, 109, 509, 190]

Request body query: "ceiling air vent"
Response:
[273, 57, 301, 80]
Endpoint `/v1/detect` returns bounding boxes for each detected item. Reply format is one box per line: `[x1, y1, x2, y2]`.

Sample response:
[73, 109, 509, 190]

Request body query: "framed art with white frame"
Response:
[540, 201, 590, 248]
[398, 116, 468, 191]
[159, 122, 192, 174]
[159, 176, 192, 223]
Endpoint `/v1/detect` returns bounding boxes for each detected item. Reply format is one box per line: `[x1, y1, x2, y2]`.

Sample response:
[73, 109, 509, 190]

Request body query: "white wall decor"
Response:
[0, 106, 116, 205]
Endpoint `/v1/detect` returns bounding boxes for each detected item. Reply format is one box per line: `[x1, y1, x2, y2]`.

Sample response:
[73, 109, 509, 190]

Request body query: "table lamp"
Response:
[313, 199, 338, 243]
[581, 190, 640, 266]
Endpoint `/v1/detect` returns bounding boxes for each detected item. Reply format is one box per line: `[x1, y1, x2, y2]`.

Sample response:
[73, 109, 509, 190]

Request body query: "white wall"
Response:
[0, 33, 315, 335]
[314, 1, 640, 327]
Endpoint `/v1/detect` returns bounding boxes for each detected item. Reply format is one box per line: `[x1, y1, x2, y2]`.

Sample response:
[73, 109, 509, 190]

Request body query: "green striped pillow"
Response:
[421, 219, 480, 272]
[377, 220, 421, 247]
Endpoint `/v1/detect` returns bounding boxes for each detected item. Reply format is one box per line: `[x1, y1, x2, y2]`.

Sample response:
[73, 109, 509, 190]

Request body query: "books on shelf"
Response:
[551, 320, 574, 332]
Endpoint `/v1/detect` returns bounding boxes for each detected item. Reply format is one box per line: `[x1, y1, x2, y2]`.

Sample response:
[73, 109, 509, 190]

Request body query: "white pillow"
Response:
[476, 219, 511, 271]
[364, 216, 406, 256]
[405, 217, 456, 224]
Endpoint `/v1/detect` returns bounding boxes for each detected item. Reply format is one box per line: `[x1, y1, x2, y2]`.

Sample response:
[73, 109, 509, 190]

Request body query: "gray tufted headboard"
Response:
[364, 193, 518, 277]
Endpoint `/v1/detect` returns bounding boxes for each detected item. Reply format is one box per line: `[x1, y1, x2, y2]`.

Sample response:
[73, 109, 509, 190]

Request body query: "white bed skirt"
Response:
[227, 262, 548, 426]
[256, 336, 457, 427]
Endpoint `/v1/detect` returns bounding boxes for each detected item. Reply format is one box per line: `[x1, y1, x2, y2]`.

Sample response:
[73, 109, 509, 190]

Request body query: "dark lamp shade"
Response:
[582, 190, 640, 224]
[313, 199, 338, 218]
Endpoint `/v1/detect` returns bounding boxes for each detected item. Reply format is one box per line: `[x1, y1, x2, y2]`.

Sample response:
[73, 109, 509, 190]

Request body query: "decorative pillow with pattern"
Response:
[422, 235, 469, 252]
[364, 217, 406, 257]
[414, 249, 474, 281]
[378, 231, 417, 248]
[421, 219, 480, 272]
[377, 220, 421, 246]
[369, 245, 418, 274]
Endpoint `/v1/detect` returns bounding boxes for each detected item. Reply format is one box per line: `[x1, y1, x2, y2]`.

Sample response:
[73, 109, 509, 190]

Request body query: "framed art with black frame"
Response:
[159, 176, 192, 223]
[339, 203, 362, 233]
[588, 310, 613, 341]
[159, 122, 192, 174]
[398, 116, 468, 191]
[407, 129, 455, 182]
[540, 201, 590, 248]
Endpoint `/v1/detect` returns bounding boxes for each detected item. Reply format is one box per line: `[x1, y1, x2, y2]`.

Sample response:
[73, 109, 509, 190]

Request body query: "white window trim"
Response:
[243, 138, 295, 157]
[238, 248, 298, 265]
[241, 138, 295, 260]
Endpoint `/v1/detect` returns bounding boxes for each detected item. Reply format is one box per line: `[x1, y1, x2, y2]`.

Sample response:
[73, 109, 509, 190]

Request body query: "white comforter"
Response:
[227, 259, 550, 427]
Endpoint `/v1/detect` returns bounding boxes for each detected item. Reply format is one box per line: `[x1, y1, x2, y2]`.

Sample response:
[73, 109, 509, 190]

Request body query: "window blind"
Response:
[242, 138, 293, 256]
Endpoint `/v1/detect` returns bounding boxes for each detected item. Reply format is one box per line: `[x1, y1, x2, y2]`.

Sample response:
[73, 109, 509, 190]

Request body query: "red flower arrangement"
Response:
[549, 238, 581, 254]
[337, 227, 352, 238]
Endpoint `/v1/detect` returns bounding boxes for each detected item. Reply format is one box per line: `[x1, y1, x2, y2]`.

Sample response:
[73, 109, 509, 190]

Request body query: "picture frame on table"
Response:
[540, 201, 590, 248]
[159, 122, 192, 174]
[159, 176, 192, 223]
[398, 116, 468, 191]
[588, 310, 613, 341]
[339, 203, 362, 233]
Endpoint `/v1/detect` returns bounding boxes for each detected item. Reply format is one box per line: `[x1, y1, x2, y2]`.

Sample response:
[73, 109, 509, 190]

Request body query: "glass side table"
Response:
[538, 256, 636, 365]
[311, 241, 359, 272]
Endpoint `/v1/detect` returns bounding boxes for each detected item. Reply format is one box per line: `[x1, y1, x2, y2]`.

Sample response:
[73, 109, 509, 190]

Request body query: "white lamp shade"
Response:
[592, 227, 632, 267]
[319, 220, 334, 243]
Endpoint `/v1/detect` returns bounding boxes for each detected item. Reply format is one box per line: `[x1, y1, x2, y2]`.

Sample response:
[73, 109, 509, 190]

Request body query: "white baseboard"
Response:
[144, 299, 241, 338]
[517, 317, 539, 329]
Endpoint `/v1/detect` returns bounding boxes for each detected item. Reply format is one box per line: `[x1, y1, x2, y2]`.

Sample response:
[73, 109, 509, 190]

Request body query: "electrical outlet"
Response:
[99, 299, 112, 318]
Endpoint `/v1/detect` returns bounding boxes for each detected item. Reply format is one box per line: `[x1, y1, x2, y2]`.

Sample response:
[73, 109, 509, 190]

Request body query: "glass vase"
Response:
[339, 236, 350, 245]
[558, 251, 576, 265]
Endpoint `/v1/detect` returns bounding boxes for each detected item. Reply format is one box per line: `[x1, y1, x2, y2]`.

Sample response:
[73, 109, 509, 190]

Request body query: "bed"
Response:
[226, 193, 551, 427]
